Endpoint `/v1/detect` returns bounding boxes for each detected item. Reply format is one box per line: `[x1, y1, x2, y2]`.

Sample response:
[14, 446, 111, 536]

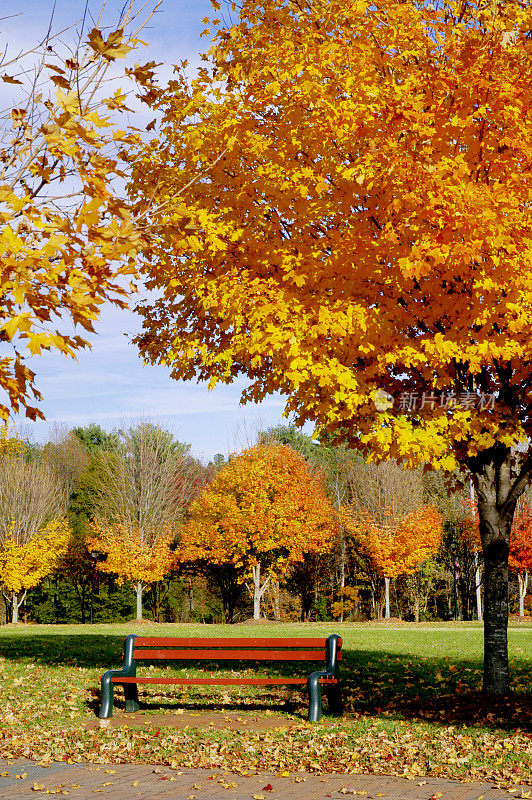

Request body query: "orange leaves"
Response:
[88, 520, 174, 586]
[127, 0, 532, 473]
[178, 441, 336, 579]
[345, 505, 442, 580]
[509, 505, 532, 575]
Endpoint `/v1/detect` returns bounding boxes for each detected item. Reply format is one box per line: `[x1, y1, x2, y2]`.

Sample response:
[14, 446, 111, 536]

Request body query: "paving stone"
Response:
[0, 760, 528, 800]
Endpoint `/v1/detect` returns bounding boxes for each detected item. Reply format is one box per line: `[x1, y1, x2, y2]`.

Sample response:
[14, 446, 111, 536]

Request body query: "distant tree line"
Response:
[0, 423, 530, 625]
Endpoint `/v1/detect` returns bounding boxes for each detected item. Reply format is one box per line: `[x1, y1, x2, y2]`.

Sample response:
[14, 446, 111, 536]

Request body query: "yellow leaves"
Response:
[89, 521, 175, 586]
[0, 225, 24, 254]
[77, 197, 104, 230]
[0, 518, 71, 594]
[87, 28, 135, 62]
[1, 314, 32, 340]
[0, 8, 155, 422]
[54, 89, 81, 114]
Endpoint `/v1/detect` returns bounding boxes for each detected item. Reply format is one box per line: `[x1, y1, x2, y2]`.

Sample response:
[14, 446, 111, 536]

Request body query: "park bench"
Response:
[99, 634, 342, 723]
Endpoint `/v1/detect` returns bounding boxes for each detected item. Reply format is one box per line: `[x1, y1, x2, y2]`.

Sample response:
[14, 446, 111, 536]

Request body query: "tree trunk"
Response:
[188, 577, 195, 615]
[338, 529, 346, 623]
[253, 564, 261, 619]
[482, 536, 510, 693]
[248, 564, 270, 620]
[270, 579, 281, 621]
[384, 576, 390, 618]
[518, 570, 528, 617]
[469, 444, 528, 696]
[135, 581, 143, 621]
[474, 551, 483, 621]
[10, 591, 26, 624]
[470, 480, 483, 621]
[12, 593, 19, 625]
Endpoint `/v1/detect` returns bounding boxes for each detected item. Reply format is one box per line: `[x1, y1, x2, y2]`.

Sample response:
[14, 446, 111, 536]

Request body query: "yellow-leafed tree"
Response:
[179, 441, 336, 619]
[128, 0, 532, 694]
[0, 518, 71, 623]
[0, 436, 70, 622]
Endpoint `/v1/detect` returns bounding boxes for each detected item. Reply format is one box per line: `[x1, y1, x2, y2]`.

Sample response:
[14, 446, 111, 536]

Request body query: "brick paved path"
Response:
[0, 760, 528, 800]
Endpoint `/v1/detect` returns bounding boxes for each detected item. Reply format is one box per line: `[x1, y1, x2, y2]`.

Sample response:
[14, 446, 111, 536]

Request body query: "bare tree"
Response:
[42, 423, 90, 498]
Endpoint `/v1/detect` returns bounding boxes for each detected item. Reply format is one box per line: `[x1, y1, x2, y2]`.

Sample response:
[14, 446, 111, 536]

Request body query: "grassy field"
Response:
[0, 621, 530, 786]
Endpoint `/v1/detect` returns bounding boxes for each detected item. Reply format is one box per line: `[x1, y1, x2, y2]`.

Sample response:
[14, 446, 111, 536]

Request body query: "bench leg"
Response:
[124, 682, 139, 713]
[327, 683, 343, 717]
[99, 673, 114, 719]
[307, 673, 322, 722]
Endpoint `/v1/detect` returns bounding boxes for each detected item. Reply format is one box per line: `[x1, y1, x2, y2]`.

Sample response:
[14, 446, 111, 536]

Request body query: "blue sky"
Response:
[3, 0, 305, 462]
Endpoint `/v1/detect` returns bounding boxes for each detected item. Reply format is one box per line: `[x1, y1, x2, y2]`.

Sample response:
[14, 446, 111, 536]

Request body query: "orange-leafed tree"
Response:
[179, 441, 336, 619]
[343, 460, 442, 619]
[128, 0, 532, 694]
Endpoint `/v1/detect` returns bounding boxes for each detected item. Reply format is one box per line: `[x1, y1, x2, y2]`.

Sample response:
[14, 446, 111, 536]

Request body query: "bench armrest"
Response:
[99, 634, 137, 719]
[307, 669, 340, 722]
[325, 633, 341, 673]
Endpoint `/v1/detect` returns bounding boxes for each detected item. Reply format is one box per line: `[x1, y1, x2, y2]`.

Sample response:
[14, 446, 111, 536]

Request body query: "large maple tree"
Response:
[129, 0, 532, 693]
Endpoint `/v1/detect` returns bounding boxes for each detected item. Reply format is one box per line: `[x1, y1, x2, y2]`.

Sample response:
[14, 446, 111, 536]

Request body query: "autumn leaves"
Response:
[179, 442, 338, 620]
[0, 429, 71, 623]
[0, 3, 156, 421]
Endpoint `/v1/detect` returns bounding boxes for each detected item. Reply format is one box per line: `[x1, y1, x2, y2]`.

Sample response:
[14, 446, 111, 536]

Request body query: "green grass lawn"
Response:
[0, 621, 530, 785]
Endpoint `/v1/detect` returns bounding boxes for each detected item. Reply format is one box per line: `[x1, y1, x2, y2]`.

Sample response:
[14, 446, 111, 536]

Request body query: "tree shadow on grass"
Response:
[0, 633, 530, 731]
[340, 649, 532, 733]
[0, 632, 129, 667]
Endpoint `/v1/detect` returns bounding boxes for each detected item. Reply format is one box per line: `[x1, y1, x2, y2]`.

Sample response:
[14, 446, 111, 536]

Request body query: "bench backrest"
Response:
[131, 636, 342, 663]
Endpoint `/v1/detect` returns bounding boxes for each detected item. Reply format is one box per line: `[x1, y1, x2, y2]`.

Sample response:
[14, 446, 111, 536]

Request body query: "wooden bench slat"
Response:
[132, 648, 330, 661]
[133, 637, 338, 647]
[112, 677, 338, 685]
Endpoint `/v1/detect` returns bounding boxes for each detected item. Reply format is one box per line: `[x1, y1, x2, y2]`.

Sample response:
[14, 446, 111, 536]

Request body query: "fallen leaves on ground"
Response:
[0, 714, 530, 789]
[0, 626, 530, 790]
